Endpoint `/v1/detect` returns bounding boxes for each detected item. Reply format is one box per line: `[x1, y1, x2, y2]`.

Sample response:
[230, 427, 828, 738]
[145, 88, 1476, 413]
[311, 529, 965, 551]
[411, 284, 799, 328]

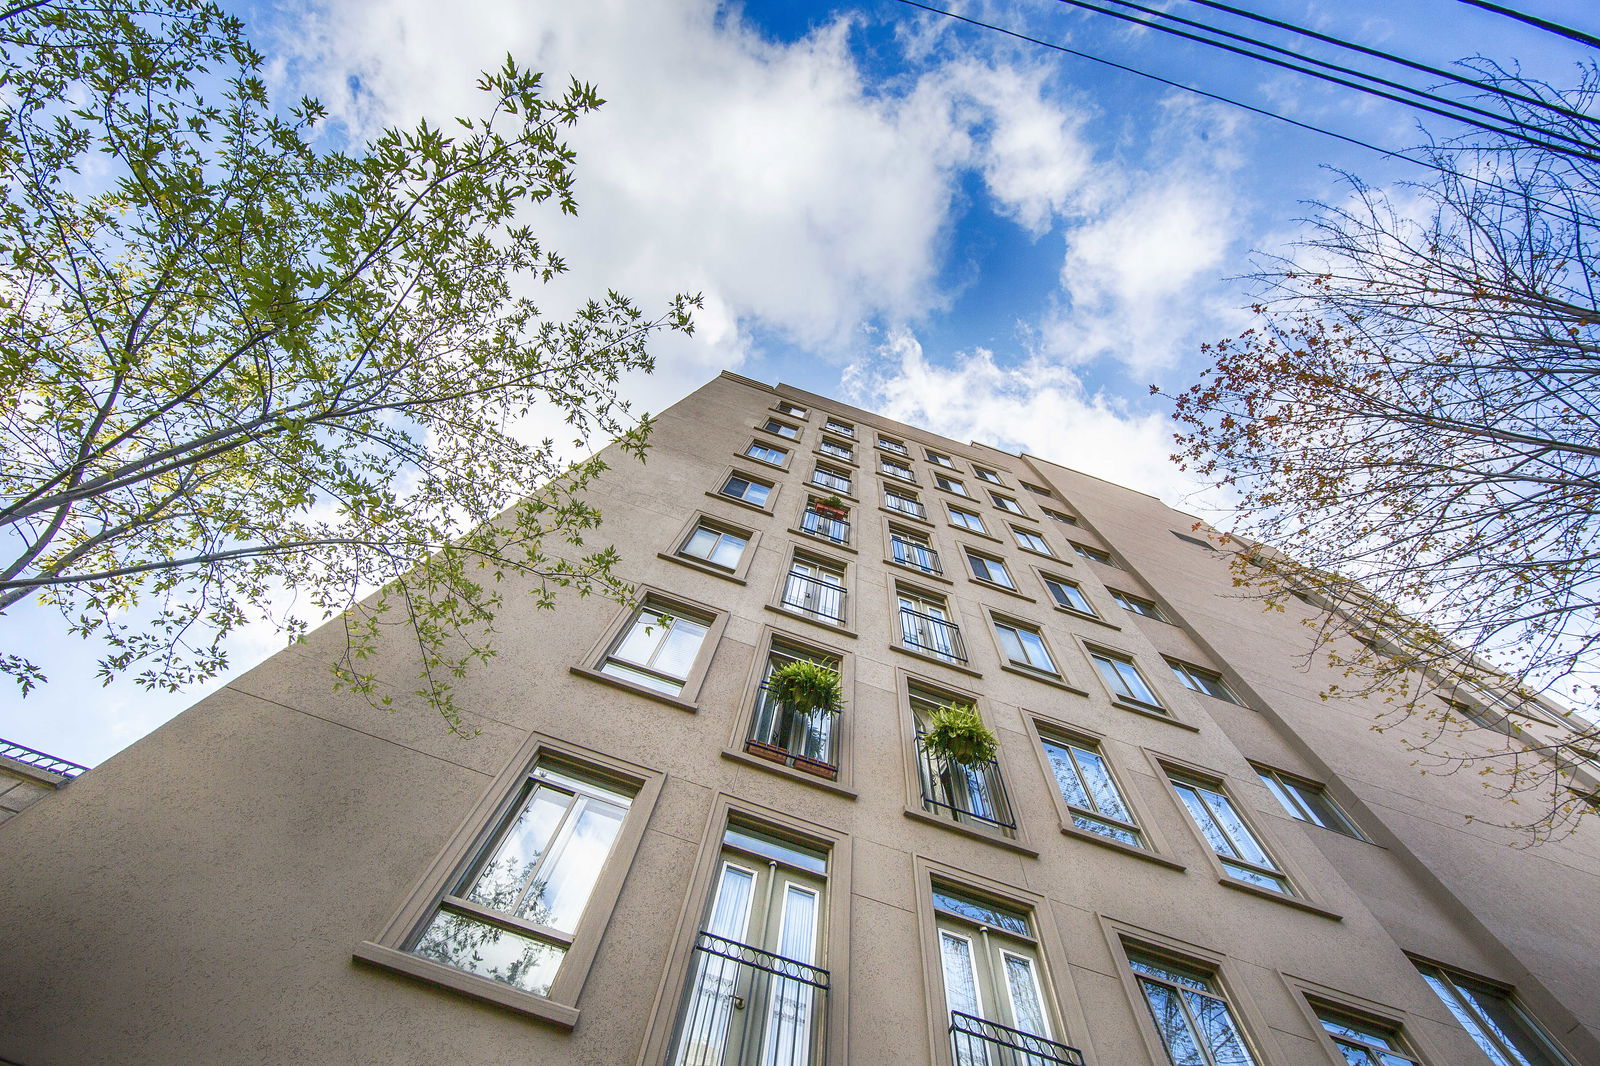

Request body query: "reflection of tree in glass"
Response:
[412, 911, 565, 996]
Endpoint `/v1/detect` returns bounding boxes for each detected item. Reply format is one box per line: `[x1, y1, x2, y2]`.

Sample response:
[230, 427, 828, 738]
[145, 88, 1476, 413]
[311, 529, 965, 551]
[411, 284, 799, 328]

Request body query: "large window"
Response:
[948, 505, 988, 535]
[1313, 1006, 1421, 1066]
[782, 555, 847, 625]
[1090, 649, 1164, 710]
[1043, 576, 1096, 616]
[994, 618, 1058, 676]
[885, 486, 926, 519]
[881, 456, 916, 482]
[747, 643, 843, 779]
[679, 520, 749, 572]
[600, 600, 713, 696]
[745, 440, 788, 466]
[1255, 766, 1367, 840]
[1167, 659, 1242, 705]
[911, 687, 1013, 832]
[800, 497, 851, 546]
[899, 589, 967, 663]
[1415, 961, 1576, 1066]
[1167, 771, 1293, 895]
[1012, 527, 1052, 555]
[1041, 733, 1145, 847]
[1127, 949, 1260, 1066]
[810, 464, 852, 495]
[721, 472, 773, 508]
[890, 526, 943, 575]
[409, 758, 636, 999]
[671, 824, 831, 1066]
[966, 549, 1015, 590]
[933, 885, 1082, 1066]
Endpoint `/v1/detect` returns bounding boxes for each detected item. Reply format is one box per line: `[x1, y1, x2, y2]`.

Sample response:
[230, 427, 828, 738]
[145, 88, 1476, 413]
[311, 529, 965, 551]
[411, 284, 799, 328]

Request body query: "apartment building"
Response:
[1, 371, 1596, 1066]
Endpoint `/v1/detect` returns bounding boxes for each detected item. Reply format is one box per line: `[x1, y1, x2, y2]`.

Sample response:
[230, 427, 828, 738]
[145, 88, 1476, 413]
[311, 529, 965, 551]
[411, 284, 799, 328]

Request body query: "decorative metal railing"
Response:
[747, 683, 838, 780]
[916, 730, 1016, 832]
[783, 573, 847, 623]
[892, 539, 942, 575]
[0, 739, 89, 779]
[949, 1011, 1085, 1066]
[899, 607, 967, 663]
[671, 931, 830, 1066]
[800, 511, 850, 546]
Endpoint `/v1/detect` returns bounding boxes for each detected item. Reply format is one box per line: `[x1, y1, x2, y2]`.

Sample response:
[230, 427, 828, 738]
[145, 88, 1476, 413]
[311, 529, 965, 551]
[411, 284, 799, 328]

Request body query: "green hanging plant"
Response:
[767, 660, 843, 715]
[920, 703, 998, 766]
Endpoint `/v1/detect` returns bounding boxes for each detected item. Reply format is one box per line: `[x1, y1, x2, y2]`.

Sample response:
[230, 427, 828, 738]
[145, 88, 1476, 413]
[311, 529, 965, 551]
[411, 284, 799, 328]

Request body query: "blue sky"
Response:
[5, 0, 1596, 765]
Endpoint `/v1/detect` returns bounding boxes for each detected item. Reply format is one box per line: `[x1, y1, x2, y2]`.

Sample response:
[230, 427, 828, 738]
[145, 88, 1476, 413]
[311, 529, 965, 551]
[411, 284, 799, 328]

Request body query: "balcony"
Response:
[899, 607, 967, 663]
[892, 539, 942, 575]
[783, 572, 847, 624]
[671, 931, 830, 1066]
[800, 511, 850, 546]
[810, 472, 851, 494]
[949, 1011, 1085, 1066]
[1, 739, 88, 778]
[747, 683, 838, 780]
[917, 730, 1016, 831]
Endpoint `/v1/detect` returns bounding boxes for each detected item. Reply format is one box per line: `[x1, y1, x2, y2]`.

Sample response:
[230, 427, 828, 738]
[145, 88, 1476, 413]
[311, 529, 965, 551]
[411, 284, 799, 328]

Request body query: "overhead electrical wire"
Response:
[1455, 0, 1600, 51]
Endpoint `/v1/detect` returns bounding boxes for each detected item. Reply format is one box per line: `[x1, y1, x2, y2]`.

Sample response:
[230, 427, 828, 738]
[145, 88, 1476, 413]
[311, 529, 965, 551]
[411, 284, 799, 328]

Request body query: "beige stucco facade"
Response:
[1, 371, 1595, 1066]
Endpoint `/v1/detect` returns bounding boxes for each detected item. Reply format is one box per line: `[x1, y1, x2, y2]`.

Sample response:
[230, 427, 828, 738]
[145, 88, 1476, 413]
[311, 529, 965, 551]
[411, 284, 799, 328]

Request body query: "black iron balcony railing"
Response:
[1, 739, 89, 779]
[916, 729, 1016, 832]
[783, 573, 847, 624]
[671, 931, 830, 1066]
[885, 496, 926, 519]
[899, 607, 967, 663]
[747, 683, 838, 780]
[949, 1011, 1085, 1066]
[891, 539, 942, 575]
[800, 511, 850, 545]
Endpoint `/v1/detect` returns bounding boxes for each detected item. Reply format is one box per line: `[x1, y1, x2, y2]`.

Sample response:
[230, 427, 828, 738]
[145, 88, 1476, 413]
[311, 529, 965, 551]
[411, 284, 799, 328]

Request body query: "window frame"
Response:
[809, 462, 854, 498]
[665, 512, 759, 582]
[990, 491, 1025, 516]
[933, 472, 969, 497]
[773, 399, 810, 420]
[1161, 762, 1305, 901]
[925, 449, 956, 468]
[1010, 525, 1053, 557]
[1069, 541, 1116, 566]
[1411, 958, 1578, 1066]
[1041, 573, 1098, 619]
[1040, 507, 1078, 526]
[964, 547, 1018, 593]
[1114, 937, 1270, 1066]
[877, 434, 910, 456]
[726, 626, 856, 795]
[886, 521, 948, 581]
[576, 590, 728, 711]
[1109, 588, 1166, 621]
[883, 484, 929, 522]
[893, 583, 976, 673]
[796, 494, 855, 550]
[1085, 645, 1168, 715]
[987, 612, 1062, 679]
[817, 435, 856, 465]
[823, 417, 855, 439]
[353, 735, 664, 1029]
[774, 547, 854, 633]
[946, 504, 991, 537]
[879, 455, 917, 483]
[1021, 481, 1054, 498]
[1166, 658, 1244, 706]
[711, 466, 780, 514]
[1254, 765, 1369, 841]
[973, 466, 1004, 485]
[743, 438, 791, 469]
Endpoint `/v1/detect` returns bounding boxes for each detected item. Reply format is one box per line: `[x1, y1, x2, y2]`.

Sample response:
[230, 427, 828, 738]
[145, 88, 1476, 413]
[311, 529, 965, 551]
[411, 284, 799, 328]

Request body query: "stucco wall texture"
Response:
[1, 372, 1595, 1066]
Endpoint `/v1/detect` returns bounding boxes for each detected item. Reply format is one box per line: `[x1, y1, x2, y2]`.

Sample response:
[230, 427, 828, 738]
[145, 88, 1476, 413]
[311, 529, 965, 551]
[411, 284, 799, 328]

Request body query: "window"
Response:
[1168, 771, 1293, 895]
[679, 520, 749, 571]
[670, 824, 831, 1066]
[1041, 508, 1078, 526]
[1040, 733, 1145, 847]
[600, 601, 713, 696]
[1256, 767, 1367, 839]
[890, 526, 942, 575]
[974, 466, 1002, 484]
[898, 588, 967, 663]
[824, 417, 854, 438]
[926, 449, 955, 467]
[1021, 482, 1053, 498]
[1012, 527, 1051, 555]
[933, 885, 1079, 1065]
[911, 688, 1014, 831]
[1070, 542, 1114, 565]
[782, 555, 847, 625]
[747, 643, 843, 779]
[1171, 530, 1217, 551]
[965, 550, 1015, 590]
[810, 464, 851, 495]
[744, 440, 788, 466]
[878, 435, 909, 456]
[994, 619, 1057, 675]
[1313, 1006, 1421, 1066]
[880, 456, 915, 482]
[934, 472, 968, 496]
[721, 472, 773, 508]
[948, 506, 988, 535]
[1109, 589, 1164, 620]
[1043, 576, 1095, 616]
[818, 437, 854, 462]
[1167, 659, 1242, 705]
[800, 497, 850, 545]
[1415, 962, 1576, 1066]
[884, 486, 926, 519]
[1127, 950, 1261, 1066]
[775, 400, 808, 418]
[408, 757, 637, 1000]
[1090, 649, 1163, 709]
[991, 492, 1023, 515]
[763, 418, 800, 440]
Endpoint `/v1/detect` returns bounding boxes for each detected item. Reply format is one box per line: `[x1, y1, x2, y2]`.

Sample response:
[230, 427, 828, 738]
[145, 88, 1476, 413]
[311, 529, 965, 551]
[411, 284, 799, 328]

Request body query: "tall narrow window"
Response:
[747, 644, 843, 779]
[1040, 734, 1145, 847]
[1255, 766, 1367, 839]
[600, 601, 712, 696]
[933, 885, 1083, 1066]
[783, 556, 847, 625]
[966, 550, 1015, 590]
[800, 497, 850, 546]
[1127, 950, 1260, 1066]
[885, 486, 926, 519]
[1313, 1007, 1421, 1066]
[1167, 659, 1242, 705]
[1168, 771, 1293, 895]
[1043, 576, 1095, 616]
[679, 521, 749, 571]
[993, 619, 1058, 675]
[671, 825, 831, 1066]
[911, 687, 1014, 832]
[948, 506, 988, 534]
[890, 526, 942, 575]
[1090, 649, 1164, 710]
[1415, 962, 1576, 1066]
[409, 759, 636, 998]
[898, 589, 967, 663]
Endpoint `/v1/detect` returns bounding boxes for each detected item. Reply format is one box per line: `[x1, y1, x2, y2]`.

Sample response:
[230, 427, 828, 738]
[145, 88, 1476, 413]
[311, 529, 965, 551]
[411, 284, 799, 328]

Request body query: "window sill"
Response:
[722, 747, 858, 799]
[965, 577, 1036, 603]
[999, 664, 1089, 697]
[568, 666, 699, 713]
[813, 450, 860, 469]
[787, 527, 858, 553]
[891, 643, 983, 678]
[933, 486, 973, 501]
[881, 507, 934, 527]
[1059, 823, 1187, 870]
[1216, 877, 1343, 921]
[353, 941, 580, 1030]
[764, 603, 858, 639]
[1016, 546, 1056, 563]
[903, 806, 1039, 857]
[885, 559, 953, 584]
[1113, 698, 1199, 731]
[1050, 605, 1122, 631]
[741, 453, 791, 472]
[657, 552, 747, 585]
[705, 490, 773, 516]
[949, 525, 1005, 545]
[755, 425, 802, 444]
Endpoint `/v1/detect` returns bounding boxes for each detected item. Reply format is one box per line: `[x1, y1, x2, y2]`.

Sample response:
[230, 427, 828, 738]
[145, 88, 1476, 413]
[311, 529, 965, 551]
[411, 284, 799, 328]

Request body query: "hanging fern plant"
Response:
[767, 660, 843, 715]
[920, 703, 998, 766]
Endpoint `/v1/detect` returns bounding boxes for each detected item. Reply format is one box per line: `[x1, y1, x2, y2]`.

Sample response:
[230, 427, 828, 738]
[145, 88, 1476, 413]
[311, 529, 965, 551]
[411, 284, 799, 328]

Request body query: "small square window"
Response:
[824, 418, 855, 438]
[1011, 527, 1051, 555]
[600, 601, 714, 696]
[679, 520, 749, 571]
[1021, 482, 1053, 498]
[994, 618, 1057, 674]
[974, 467, 1002, 484]
[966, 550, 1015, 590]
[991, 493, 1023, 515]
[721, 473, 773, 508]
[775, 401, 808, 418]
[1256, 766, 1366, 839]
[1089, 649, 1163, 709]
[948, 506, 987, 535]
[1109, 589, 1164, 620]
[925, 449, 955, 467]
[1043, 576, 1095, 615]
[877, 436, 909, 456]
[1071, 542, 1115, 565]
[744, 440, 788, 466]
[934, 473, 968, 496]
[1167, 659, 1241, 705]
[1041, 508, 1078, 526]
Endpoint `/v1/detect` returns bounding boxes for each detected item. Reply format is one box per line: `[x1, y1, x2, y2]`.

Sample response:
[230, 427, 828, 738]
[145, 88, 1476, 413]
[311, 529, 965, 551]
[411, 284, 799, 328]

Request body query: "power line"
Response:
[1455, 0, 1600, 51]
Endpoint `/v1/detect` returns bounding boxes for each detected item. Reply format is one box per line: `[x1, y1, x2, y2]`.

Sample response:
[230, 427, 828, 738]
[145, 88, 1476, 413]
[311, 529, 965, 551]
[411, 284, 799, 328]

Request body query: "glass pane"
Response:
[1335, 1043, 1373, 1066]
[1072, 812, 1142, 846]
[1003, 952, 1051, 1038]
[599, 660, 682, 695]
[1462, 980, 1567, 1066]
[724, 825, 828, 874]
[1073, 747, 1133, 823]
[1200, 790, 1275, 868]
[655, 617, 709, 679]
[684, 527, 719, 561]
[1258, 771, 1309, 822]
[706, 864, 756, 941]
[1044, 740, 1093, 808]
[612, 615, 665, 666]
[932, 887, 1031, 936]
[1114, 660, 1159, 703]
[940, 931, 981, 1015]
[709, 532, 746, 569]
[413, 910, 566, 995]
[1186, 987, 1260, 1065]
[996, 625, 1027, 663]
[520, 797, 626, 931]
[1220, 859, 1291, 894]
[464, 785, 569, 910]
[1174, 784, 1238, 857]
[1018, 630, 1053, 671]
[1129, 954, 1213, 992]
[1139, 978, 1208, 1066]
[765, 886, 821, 1066]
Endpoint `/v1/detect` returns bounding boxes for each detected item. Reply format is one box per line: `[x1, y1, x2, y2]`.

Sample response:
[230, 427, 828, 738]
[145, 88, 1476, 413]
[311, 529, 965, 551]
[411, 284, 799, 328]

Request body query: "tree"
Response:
[0, 1, 698, 733]
[1169, 59, 1600, 839]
